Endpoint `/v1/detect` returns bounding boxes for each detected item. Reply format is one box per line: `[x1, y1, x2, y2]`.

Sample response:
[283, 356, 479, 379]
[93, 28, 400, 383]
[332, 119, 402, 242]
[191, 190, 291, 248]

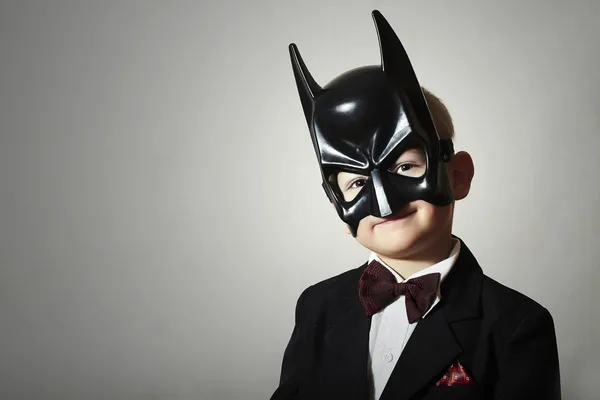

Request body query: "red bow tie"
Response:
[358, 260, 441, 323]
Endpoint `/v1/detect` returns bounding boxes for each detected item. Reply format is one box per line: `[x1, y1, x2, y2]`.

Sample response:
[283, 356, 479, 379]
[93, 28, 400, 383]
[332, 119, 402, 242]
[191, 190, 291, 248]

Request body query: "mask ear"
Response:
[372, 10, 438, 141]
[289, 43, 322, 126]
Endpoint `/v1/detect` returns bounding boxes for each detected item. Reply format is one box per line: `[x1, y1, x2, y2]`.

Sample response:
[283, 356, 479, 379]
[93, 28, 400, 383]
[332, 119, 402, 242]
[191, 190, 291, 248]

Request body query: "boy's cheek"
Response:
[344, 218, 373, 236]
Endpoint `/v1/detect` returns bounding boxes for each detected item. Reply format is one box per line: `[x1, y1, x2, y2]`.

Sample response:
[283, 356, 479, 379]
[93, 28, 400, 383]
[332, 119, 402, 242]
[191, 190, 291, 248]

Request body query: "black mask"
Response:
[289, 10, 454, 236]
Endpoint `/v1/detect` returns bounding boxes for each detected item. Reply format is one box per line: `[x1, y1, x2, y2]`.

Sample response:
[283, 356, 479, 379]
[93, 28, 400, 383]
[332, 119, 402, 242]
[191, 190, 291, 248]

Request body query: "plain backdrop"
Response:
[1, 1, 599, 399]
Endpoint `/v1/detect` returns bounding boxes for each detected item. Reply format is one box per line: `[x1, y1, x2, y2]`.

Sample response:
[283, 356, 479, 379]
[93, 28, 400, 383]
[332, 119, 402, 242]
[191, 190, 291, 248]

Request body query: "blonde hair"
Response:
[422, 87, 454, 140]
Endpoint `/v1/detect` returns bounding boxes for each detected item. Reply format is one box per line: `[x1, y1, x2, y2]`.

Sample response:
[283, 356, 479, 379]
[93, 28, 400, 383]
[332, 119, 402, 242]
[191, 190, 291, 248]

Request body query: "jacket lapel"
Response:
[379, 239, 484, 400]
[379, 309, 461, 400]
[318, 264, 371, 399]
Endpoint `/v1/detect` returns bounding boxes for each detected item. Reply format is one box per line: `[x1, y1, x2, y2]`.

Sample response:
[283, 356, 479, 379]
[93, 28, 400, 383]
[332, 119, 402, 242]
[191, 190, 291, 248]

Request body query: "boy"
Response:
[271, 10, 560, 400]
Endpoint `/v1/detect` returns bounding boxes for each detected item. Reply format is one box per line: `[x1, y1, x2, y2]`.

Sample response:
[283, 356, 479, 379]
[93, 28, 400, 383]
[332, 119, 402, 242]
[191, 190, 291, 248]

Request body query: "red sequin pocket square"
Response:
[436, 361, 473, 386]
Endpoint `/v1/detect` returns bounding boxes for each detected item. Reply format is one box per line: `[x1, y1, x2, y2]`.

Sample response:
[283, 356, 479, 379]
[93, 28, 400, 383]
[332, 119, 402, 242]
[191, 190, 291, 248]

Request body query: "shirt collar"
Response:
[367, 238, 461, 318]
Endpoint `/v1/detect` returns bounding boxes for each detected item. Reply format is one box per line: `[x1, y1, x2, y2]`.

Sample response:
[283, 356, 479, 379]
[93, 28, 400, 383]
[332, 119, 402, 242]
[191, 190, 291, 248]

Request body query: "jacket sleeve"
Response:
[270, 289, 309, 400]
[494, 306, 561, 400]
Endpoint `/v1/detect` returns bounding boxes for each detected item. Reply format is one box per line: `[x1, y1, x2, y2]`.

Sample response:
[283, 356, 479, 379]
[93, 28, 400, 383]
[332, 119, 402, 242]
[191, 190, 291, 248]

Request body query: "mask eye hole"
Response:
[387, 146, 427, 178]
[329, 171, 370, 202]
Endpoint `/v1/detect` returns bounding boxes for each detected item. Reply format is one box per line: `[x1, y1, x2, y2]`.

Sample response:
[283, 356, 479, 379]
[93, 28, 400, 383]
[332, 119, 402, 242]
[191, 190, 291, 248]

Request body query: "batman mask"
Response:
[289, 10, 455, 237]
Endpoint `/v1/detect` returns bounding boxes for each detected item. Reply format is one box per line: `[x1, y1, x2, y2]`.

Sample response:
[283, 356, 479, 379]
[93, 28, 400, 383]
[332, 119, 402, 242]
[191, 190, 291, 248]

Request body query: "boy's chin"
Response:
[357, 228, 428, 259]
[370, 239, 424, 260]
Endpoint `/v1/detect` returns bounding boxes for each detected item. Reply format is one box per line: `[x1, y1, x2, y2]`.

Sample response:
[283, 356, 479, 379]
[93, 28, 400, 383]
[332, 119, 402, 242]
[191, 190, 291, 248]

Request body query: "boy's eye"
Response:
[387, 146, 427, 178]
[390, 161, 426, 178]
[389, 147, 427, 178]
[348, 178, 367, 190]
[332, 172, 370, 202]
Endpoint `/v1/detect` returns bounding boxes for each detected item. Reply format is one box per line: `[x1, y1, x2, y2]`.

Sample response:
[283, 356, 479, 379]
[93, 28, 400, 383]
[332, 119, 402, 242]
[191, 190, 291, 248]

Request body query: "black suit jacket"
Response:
[271, 239, 561, 400]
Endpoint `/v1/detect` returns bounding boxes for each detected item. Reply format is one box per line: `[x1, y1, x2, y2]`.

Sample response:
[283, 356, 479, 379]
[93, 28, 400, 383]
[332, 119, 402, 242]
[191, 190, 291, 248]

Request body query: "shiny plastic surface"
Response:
[289, 10, 454, 236]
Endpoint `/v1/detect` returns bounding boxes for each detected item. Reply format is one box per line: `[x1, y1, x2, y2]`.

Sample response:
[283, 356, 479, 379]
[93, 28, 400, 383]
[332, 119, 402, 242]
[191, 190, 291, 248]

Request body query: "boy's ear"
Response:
[332, 202, 353, 235]
[448, 151, 475, 201]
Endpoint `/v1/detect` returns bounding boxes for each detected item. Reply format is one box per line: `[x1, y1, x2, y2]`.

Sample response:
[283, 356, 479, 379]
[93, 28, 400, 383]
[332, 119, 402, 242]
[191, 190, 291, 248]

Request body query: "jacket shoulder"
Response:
[480, 274, 554, 336]
[294, 264, 366, 318]
[303, 264, 365, 299]
[482, 275, 547, 312]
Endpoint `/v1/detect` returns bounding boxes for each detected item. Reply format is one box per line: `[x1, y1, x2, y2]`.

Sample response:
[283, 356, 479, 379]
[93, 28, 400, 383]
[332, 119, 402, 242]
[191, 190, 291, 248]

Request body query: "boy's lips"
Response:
[375, 208, 417, 226]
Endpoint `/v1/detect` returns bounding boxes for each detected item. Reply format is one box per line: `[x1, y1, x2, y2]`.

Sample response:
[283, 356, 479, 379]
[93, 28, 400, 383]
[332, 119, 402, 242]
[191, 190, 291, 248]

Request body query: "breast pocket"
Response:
[423, 383, 482, 400]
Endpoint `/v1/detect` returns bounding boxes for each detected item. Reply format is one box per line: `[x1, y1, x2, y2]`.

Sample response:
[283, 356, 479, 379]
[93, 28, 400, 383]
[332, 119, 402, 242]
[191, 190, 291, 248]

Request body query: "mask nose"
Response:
[371, 169, 392, 217]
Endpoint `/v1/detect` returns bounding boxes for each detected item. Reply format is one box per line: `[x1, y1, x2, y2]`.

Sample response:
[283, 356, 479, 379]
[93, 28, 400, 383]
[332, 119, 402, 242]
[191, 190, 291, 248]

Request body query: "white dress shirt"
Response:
[367, 239, 461, 400]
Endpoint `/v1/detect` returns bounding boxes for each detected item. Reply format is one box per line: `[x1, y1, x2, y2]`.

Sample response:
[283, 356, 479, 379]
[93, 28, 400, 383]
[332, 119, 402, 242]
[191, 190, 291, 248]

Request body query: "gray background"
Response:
[1, 1, 599, 399]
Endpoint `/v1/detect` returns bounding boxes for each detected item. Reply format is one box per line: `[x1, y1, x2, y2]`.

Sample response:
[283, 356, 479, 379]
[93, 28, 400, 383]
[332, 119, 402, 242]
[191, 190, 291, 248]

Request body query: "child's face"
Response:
[335, 150, 473, 259]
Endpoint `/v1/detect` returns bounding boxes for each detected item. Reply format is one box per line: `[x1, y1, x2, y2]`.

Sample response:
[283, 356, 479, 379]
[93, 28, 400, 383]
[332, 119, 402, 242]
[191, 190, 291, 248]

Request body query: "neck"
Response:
[377, 234, 454, 279]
